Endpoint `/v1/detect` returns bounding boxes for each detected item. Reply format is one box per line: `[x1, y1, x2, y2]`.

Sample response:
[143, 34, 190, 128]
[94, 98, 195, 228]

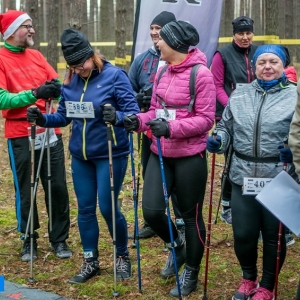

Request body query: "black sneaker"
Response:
[128, 225, 156, 239]
[21, 241, 37, 262]
[285, 233, 295, 247]
[220, 208, 232, 224]
[169, 265, 199, 297]
[51, 241, 72, 258]
[69, 260, 100, 284]
[161, 245, 186, 279]
[116, 255, 132, 280]
[20, 232, 38, 262]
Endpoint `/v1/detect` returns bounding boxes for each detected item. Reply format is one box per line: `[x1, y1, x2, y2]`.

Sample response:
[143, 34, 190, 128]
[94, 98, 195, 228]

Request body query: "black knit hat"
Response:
[160, 20, 199, 54]
[61, 28, 94, 65]
[282, 46, 291, 67]
[232, 16, 254, 34]
[151, 11, 176, 27]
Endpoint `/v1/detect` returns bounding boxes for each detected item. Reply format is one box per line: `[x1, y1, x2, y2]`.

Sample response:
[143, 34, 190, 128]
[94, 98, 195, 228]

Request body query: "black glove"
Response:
[278, 144, 293, 163]
[145, 118, 170, 138]
[101, 105, 117, 125]
[27, 106, 46, 126]
[136, 93, 145, 109]
[123, 115, 139, 133]
[206, 135, 222, 153]
[32, 81, 61, 99]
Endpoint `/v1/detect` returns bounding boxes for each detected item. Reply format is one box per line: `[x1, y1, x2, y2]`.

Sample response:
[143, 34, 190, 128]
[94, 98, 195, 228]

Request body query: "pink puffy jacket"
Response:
[137, 48, 216, 158]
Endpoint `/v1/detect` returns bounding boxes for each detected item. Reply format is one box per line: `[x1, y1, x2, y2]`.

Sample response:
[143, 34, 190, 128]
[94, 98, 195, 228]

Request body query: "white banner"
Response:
[132, 0, 223, 67]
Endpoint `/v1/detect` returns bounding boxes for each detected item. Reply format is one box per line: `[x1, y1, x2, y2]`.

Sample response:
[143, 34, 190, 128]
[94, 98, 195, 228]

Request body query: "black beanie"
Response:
[151, 11, 176, 27]
[232, 16, 254, 34]
[61, 28, 94, 65]
[282, 46, 291, 67]
[160, 20, 199, 54]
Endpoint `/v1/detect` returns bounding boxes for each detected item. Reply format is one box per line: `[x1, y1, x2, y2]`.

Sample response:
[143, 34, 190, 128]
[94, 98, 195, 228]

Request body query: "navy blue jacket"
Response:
[44, 60, 140, 160]
[128, 46, 160, 94]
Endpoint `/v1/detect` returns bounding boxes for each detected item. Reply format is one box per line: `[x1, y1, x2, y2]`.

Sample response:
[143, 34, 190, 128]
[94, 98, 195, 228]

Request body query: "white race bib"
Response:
[66, 101, 95, 118]
[243, 177, 272, 196]
[155, 108, 176, 121]
[28, 127, 58, 150]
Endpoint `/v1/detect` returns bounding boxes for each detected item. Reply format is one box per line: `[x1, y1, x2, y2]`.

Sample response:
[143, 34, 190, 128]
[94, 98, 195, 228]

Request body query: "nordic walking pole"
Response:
[131, 132, 142, 249]
[27, 106, 37, 283]
[104, 104, 119, 297]
[24, 101, 54, 239]
[45, 99, 53, 232]
[274, 136, 288, 299]
[203, 129, 217, 300]
[129, 132, 142, 292]
[214, 144, 233, 224]
[157, 137, 182, 300]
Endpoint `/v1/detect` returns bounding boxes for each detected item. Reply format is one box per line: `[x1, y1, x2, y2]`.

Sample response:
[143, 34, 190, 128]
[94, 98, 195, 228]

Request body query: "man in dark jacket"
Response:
[210, 16, 257, 225]
[128, 11, 185, 239]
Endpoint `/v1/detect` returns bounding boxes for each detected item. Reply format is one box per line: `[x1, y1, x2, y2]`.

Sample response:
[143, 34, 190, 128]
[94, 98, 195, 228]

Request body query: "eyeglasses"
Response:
[66, 62, 85, 71]
[19, 24, 34, 31]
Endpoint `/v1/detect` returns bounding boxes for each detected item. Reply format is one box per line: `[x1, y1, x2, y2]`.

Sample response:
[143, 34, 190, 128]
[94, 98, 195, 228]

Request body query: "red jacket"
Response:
[285, 66, 297, 83]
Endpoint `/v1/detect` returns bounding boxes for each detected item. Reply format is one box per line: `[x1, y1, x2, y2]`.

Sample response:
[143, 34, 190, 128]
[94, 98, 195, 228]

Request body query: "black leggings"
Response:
[231, 183, 286, 291]
[142, 152, 207, 268]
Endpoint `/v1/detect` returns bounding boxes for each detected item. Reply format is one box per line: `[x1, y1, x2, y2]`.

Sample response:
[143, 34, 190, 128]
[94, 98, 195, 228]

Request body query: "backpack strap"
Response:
[188, 63, 202, 112]
[156, 64, 168, 85]
[156, 63, 202, 112]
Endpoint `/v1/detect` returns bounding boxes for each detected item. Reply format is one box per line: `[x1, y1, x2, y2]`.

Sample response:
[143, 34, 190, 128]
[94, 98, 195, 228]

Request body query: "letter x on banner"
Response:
[132, 0, 223, 67]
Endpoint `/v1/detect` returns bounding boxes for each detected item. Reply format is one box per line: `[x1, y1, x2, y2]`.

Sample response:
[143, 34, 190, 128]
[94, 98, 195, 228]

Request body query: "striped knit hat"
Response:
[0, 10, 31, 40]
[61, 28, 94, 65]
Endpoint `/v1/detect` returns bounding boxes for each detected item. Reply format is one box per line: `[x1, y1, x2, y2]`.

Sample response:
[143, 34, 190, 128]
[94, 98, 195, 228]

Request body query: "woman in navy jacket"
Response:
[27, 29, 140, 284]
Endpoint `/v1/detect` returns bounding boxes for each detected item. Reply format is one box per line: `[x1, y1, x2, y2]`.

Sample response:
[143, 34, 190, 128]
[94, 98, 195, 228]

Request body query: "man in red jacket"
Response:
[0, 10, 71, 261]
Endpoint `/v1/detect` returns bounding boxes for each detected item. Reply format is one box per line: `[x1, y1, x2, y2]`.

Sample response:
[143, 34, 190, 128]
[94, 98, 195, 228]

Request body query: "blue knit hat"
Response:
[253, 44, 286, 66]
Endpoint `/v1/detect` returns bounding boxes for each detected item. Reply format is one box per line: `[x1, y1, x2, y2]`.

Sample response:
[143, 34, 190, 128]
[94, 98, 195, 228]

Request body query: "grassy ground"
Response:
[1, 64, 300, 299]
[0, 119, 299, 300]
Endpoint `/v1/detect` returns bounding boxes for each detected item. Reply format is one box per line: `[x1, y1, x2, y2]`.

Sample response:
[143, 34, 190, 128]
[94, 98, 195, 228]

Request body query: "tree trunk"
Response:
[252, 0, 262, 36]
[125, 0, 134, 70]
[224, 0, 235, 37]
[278, 0, 285, 38]
[115, 0, 126, 70]
[100, 0, 115, 60]
[219, 0, 226, 38]
[88, 0, 98, 43]
[296, 0, 300, 62]
[26, 0, 40, 51]
[69, 0, 84, 31]
[265, 0, 278, 36]
[47, 0, 59, 71]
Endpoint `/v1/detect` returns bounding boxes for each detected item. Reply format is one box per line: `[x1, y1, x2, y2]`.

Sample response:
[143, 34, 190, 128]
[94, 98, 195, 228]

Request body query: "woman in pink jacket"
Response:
[124, 20, 216, 297]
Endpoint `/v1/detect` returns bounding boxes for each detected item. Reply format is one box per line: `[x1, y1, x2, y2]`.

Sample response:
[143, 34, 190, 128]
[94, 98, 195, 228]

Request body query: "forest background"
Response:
[0, 1, 300, 300]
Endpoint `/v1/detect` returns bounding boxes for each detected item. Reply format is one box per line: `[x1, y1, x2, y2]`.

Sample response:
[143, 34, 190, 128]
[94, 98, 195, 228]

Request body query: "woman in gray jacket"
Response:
[206, 45, 297, 300]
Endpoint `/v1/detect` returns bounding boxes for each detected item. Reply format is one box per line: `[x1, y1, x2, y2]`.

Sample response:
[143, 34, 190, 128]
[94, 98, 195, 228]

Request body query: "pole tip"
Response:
[112, 291, 120, 297]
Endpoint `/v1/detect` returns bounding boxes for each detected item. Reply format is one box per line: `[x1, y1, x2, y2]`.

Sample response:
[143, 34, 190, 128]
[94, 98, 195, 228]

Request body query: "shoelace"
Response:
[239, 279, 257, 294]
[78, 262, 95, 277]
[116, 256, 128, 273]
[56, 243, 68, 252]
[164, 251, 173, 268]
[179, 268, 192, 287]
[253, 288, 273, 300]
[22, 243, 37, 254]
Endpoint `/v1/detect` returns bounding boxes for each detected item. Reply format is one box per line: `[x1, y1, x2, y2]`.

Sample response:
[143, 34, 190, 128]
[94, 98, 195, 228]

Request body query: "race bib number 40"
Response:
[243, 177, 272, 196]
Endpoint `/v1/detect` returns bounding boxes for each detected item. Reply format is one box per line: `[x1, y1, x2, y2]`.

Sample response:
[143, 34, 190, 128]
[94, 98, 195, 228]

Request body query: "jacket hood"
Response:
[167, 48, 207, 73]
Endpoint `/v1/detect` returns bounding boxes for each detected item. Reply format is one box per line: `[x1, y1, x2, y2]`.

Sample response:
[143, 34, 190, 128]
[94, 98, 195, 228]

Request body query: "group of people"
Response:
[0, 7, 299, 300]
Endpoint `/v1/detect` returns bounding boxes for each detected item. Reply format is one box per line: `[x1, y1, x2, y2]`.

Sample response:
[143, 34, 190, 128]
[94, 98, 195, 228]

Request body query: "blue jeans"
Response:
[72, 155, 128, 256]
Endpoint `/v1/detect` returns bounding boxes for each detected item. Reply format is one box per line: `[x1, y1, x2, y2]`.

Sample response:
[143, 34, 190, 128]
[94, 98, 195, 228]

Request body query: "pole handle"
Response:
[212, 128, 218, 140]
